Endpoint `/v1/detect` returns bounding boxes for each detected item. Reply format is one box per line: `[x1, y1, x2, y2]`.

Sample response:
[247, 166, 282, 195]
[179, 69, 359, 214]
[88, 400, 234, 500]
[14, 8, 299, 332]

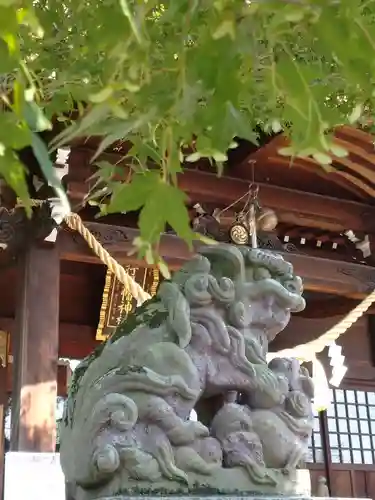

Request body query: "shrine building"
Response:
[1, 126, 375, 498]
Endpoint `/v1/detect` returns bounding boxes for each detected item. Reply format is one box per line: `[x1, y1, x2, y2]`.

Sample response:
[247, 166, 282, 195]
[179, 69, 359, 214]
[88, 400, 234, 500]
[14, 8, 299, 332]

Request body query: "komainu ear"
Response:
[199, 244, 245, 282]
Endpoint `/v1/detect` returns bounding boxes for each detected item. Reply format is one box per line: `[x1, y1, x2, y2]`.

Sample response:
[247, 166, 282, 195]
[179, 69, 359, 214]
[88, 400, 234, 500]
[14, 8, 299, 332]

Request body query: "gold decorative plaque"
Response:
[0, 330, 9, 368]
[96, 266, 160, 341]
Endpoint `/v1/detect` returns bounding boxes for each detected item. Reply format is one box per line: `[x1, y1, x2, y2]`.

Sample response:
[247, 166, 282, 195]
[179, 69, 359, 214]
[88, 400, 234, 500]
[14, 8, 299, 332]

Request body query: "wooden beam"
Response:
[177, 170, 375, 233]
[58, 223, 375, 298]
[0, 318, 98, 363]
[56, 323, 99, 359]
[0, 319, 97, 397]
[67, 149, 375, 233]
[11, 245, 60, 452]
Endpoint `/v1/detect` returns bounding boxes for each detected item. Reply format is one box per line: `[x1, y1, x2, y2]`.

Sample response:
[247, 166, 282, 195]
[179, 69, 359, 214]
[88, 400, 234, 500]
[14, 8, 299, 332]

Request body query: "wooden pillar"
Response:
[11, 244, 60, 452]
[320, 410, 333, 496]
[0, 375, 5, 500]
[0, 331, 9, 500]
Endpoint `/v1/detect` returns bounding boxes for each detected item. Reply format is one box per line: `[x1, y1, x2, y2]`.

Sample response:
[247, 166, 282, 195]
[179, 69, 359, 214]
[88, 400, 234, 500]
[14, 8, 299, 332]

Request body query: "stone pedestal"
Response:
[68, 464, 312, 500]
[96, 497, 368, 500]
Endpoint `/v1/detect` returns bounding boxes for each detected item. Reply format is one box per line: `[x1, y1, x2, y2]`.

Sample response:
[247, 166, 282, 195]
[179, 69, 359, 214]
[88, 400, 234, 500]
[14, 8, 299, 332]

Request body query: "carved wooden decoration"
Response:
[0, 204, 56, 261]
[0, 207, 28, 252]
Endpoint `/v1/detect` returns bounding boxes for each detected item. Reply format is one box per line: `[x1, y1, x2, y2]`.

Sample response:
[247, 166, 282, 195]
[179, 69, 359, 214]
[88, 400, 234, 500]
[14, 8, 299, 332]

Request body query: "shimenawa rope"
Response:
[17, 199, 375, 355]
[270, 288, 375, 362]
[64, 213, 151, 305]
[66, 211, 375, 358]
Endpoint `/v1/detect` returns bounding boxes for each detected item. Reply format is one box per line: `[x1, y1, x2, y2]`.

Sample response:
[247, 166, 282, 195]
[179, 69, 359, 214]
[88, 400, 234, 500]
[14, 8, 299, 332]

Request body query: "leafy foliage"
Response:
[1, 0, 375, 264]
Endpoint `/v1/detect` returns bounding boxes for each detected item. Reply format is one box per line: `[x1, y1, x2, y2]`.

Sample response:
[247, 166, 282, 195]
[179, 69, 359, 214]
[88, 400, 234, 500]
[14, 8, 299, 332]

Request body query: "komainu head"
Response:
[170, 244, 305, 347]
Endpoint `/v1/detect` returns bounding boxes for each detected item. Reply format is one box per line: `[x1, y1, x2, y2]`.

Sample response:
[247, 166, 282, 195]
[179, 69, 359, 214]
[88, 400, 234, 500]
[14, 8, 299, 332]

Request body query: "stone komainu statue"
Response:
[60, 244, 314, 500]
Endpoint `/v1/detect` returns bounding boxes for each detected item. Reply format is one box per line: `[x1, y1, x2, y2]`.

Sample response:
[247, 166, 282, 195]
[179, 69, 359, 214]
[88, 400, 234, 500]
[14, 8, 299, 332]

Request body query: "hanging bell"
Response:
[256, 207, 278, 232]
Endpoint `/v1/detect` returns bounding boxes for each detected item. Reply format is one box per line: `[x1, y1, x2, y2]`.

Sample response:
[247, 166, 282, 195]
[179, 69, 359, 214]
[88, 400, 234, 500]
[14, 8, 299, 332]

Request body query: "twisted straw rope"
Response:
[272, 289, 375, 361]
[18, 197, 151, 304]
[65, 212, 375, 356]
[19, 198, 375, 354]
[64, 213, 151, 305]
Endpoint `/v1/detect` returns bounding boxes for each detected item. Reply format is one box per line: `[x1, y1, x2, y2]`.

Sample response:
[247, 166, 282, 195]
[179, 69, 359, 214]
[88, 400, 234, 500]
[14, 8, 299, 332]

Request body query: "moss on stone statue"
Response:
[68, 293, 169, 405]
[113, 485, 272, 496]
[109, 295, 168, 344]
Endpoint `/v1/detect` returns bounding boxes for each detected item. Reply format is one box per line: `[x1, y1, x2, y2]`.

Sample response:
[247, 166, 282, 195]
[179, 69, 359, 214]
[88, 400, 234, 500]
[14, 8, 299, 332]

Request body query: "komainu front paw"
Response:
[245, 463, 278, 486]
[282, 466, 292, 476]
[263, 470, 278, 486]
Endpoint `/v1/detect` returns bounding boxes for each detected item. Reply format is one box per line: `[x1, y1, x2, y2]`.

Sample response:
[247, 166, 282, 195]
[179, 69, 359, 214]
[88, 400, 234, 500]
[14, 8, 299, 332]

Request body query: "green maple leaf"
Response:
[139, 180, 194, 247]
[106, 170, 160, 214]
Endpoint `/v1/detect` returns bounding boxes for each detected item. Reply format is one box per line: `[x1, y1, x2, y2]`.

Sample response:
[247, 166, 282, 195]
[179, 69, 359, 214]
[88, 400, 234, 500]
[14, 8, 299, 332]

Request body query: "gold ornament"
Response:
[257, 208, 278, 232]
[0, 330, 8, 367]
[229, 223, 249, 245]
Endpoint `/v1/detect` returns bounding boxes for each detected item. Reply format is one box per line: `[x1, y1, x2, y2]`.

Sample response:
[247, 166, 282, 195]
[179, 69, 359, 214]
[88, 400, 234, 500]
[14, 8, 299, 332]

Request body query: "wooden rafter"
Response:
[236, 127, 375, 202]
[176, 170, 375, 234]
